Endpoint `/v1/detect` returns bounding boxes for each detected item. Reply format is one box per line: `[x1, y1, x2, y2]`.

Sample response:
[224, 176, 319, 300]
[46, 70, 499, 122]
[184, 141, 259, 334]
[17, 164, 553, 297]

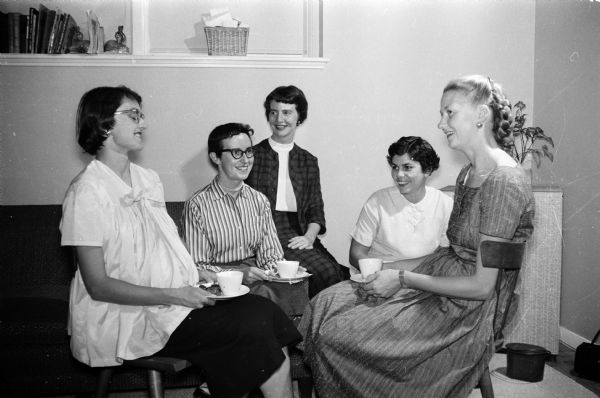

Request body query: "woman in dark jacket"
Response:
[246, 85, 347, 297]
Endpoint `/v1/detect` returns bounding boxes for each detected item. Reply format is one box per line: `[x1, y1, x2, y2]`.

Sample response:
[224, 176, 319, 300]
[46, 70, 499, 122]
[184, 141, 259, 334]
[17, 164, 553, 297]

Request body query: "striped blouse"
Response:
[182, 178, 284, 272]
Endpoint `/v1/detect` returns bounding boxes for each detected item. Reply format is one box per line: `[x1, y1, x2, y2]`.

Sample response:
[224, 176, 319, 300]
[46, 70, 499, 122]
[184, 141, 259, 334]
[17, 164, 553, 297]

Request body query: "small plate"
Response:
[350, 274, 367, 283]
[209, 285, 250, 300]
[267, 267, 312, 284]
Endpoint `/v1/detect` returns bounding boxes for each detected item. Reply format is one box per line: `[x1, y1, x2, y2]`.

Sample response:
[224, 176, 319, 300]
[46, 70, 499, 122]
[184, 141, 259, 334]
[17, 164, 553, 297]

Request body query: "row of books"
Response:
[0, 4, 79, 54]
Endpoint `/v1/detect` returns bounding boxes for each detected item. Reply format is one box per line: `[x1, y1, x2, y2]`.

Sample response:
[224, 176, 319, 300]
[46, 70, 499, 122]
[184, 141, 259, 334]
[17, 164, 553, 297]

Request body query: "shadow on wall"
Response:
[180, 147, 216, 198]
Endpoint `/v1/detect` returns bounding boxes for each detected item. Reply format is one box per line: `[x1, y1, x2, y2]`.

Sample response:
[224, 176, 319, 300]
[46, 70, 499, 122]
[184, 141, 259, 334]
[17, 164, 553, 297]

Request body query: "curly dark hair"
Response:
[443, 75, 514, 151]
[387, 136, 440, 174]
[76, 86, 142, 155]
[208, 123, 254, 156]
[263, 85, 308, 125]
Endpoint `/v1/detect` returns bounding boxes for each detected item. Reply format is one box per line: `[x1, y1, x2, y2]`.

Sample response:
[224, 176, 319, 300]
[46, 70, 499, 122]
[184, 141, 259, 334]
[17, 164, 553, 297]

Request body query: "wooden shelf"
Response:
[0, 53, 328, 69]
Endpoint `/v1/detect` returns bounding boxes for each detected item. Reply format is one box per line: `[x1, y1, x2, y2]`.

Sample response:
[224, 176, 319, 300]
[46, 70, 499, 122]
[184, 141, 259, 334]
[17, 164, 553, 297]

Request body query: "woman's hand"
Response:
[360, 269, 402, 298]
[171, 286, 216, 309]
[243, 266, 269, 284]
[288, 235, 314, 250]
[288, 222, 320, 250]
[198, 269, 218, 284]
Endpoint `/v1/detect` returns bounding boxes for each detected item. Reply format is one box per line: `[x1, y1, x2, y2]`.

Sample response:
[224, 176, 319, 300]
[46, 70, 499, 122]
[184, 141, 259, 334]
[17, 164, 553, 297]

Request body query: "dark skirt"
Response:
[272, 211, 348, 297]
[157, 294, 302, 398]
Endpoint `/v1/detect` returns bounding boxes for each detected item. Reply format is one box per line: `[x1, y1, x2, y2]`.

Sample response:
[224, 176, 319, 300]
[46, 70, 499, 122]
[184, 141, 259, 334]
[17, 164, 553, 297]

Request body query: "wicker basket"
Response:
[204, 26, 249, 56]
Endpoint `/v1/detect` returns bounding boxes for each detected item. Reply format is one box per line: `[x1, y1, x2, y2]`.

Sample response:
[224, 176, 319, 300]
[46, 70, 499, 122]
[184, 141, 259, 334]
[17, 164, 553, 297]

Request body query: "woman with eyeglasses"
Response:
[246, 85, 347, 298]
[182, 123, 311, 318]
[349, 136, 453, 275]
[183, 123, 282, 286]
[60, 87, 299, 398]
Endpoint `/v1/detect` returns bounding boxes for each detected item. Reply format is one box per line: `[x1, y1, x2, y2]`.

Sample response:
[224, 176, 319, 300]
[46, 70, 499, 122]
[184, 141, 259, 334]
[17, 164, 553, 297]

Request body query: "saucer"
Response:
[267, 267, 312, 284]
[209, 285, 250, 300]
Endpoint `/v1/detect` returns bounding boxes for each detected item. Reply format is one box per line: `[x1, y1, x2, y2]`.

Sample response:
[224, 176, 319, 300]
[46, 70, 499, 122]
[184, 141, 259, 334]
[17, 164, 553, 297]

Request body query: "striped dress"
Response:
[299, 165, 535, 397]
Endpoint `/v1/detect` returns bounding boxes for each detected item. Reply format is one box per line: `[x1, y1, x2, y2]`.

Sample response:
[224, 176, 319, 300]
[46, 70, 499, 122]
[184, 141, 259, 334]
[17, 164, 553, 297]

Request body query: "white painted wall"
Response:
[1, 0, 536, 267]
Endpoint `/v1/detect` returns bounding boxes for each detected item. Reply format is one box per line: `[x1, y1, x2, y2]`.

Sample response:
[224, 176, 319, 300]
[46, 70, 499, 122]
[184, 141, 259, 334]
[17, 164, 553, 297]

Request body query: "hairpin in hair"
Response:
[487, 76, 496, 93]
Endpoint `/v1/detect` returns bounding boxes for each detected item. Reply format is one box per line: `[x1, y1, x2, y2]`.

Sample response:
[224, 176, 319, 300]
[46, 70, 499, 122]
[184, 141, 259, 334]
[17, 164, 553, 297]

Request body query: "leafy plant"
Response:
[509, 101, 554, 168]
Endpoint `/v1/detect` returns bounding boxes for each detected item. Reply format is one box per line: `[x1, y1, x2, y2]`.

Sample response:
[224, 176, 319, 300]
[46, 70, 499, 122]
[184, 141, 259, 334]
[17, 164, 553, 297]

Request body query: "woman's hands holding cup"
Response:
[172, 286, 216, 308]
[360, 269, 403, 299]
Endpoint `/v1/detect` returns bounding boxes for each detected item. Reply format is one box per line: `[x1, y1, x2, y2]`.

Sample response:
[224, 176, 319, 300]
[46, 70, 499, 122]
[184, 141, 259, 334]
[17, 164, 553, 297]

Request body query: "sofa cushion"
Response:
[1, 297, 69, 344]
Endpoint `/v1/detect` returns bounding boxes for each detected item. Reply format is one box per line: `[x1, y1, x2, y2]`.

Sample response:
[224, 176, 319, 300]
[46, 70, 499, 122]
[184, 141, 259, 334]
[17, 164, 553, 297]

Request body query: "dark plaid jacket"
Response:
[246, 138, 327, 235]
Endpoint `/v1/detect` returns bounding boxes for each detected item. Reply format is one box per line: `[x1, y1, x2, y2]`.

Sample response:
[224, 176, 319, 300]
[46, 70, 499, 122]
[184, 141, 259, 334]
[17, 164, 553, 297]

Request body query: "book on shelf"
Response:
[19, 14, 28, 53]
[55, 13, 71, 54]
[7, 12, 20, 53]
[28, 8, 39, 53]
[43, 9, 57, 53]
[0, 11, 8, 53]
[36, 4, 49, 53]
[1, 3, 115, 56]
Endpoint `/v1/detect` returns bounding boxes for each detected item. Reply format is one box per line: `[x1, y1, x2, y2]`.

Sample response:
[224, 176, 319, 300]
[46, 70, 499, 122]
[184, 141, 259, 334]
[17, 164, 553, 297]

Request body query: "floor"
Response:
[546, 342, 600, 396]
[26, 343, 600, 398]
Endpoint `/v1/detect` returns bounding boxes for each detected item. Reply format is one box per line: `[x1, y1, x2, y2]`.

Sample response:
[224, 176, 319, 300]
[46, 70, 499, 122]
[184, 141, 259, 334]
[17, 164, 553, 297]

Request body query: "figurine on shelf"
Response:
[68, 27, 88, 54]
[104, 26, 130, 54]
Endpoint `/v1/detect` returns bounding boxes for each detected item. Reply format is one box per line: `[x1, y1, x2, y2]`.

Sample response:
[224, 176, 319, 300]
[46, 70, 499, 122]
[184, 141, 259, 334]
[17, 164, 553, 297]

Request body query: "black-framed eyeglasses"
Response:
[114, 109, 145, 124]
[221, 147, 255, 159]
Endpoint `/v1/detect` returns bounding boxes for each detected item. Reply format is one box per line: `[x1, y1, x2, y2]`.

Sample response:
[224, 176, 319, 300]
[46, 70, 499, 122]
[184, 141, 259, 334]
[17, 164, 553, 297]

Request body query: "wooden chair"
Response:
[476, 240, 526, 398]
[95, 356, 193, 398]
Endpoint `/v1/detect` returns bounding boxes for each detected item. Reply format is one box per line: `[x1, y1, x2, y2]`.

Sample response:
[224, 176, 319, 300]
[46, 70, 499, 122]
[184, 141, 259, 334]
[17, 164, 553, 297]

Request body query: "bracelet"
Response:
[398, 270, 406, 288]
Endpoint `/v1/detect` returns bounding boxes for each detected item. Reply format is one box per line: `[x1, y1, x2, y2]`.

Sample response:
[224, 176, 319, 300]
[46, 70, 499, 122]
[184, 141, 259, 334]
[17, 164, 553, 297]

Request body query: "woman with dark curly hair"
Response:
[349, 136, 453, 274]
[300, 75, 535, 397]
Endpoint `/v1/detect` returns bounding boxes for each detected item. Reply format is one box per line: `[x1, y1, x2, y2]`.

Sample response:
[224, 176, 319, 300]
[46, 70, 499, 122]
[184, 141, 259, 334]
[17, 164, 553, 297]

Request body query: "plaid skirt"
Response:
[273, 211, 347, 297]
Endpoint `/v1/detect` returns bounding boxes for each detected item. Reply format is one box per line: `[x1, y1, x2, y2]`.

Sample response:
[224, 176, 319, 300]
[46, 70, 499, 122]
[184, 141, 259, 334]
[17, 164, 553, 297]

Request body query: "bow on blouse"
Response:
[120, 186, 164, 207]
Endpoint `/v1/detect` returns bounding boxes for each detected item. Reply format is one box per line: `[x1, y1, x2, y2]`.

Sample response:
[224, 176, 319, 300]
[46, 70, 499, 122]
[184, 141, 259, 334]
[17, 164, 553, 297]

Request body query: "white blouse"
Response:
[60, 159, 198, 367]
[269, 138, 297, 211]
[351, 186, 453, 270]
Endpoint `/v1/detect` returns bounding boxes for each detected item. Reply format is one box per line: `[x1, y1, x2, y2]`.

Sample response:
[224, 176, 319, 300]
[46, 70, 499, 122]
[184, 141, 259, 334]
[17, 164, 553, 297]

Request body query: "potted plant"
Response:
[509, 101, 555, 169]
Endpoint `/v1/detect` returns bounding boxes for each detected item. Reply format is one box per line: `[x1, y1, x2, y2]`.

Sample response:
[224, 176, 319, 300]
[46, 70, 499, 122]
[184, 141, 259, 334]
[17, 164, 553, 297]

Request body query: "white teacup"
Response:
[276, 260, 300, 279]
[358, 258, 383, 278]
[216, 270, 243, 296]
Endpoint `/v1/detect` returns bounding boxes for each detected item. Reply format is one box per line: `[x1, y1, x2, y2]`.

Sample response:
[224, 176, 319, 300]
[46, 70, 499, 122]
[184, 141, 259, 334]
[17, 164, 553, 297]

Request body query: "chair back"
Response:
[480, 241, 526, 346]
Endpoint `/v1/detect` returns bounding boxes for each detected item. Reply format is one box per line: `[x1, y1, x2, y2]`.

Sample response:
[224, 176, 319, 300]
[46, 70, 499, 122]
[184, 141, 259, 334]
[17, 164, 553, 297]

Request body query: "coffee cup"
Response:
[216, 270, 243, 296]
[358, 258, 382, 278]
[276, 260, 300, 279]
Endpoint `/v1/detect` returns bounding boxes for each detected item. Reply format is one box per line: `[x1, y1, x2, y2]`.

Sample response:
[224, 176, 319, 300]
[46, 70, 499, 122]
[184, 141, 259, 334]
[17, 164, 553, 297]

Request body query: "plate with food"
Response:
[198, 282, 250, 300]
[266, 266, 312, 284]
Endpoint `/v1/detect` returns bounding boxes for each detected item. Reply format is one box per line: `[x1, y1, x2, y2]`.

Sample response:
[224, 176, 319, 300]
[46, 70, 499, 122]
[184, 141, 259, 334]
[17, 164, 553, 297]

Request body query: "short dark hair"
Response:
[387, 136, 440, 174]
[208, 123, 254, 157]
[263, 85, 308, 124]
[76, 86, 142, 155]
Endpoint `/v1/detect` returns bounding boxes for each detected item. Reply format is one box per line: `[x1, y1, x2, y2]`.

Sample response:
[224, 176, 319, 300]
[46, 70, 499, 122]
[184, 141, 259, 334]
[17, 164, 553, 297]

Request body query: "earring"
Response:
[103, 129, 112, 137]
[476, 122, 483, 128]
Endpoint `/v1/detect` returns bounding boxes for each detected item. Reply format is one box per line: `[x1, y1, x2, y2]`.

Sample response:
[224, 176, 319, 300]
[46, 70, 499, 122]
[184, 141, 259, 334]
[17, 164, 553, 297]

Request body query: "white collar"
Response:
[268, 137, 294, 152]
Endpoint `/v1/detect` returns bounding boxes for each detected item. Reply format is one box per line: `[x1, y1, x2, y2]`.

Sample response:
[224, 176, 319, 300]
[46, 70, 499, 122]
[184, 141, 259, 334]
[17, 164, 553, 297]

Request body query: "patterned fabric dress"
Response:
[299, 165, 535, 398]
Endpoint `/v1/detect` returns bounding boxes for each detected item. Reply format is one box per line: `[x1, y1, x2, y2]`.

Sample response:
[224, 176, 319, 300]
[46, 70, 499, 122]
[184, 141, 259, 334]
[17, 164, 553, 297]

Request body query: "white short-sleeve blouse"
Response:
[351, 186, 453, 270]
[60, 159, 198, 367]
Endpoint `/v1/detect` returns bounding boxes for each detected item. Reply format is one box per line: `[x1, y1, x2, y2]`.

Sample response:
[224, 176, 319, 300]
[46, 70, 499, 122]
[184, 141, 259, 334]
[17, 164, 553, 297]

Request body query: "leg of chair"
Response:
[478, 366, 494, 398]
[147, 369, 164, 398]
[94, 367, 113, 398]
